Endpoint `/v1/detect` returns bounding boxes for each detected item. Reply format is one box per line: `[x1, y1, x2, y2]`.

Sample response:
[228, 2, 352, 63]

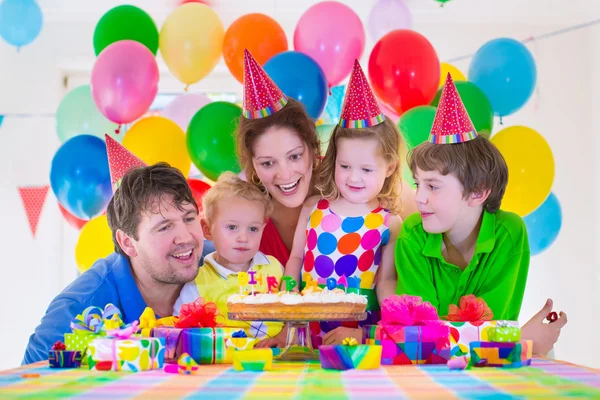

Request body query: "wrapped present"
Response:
[442, 295, 519, 357]
[137, 307, 178, 337]
[233, 349, 273, 371]
[49, 341, 82, 368]
[470, 340, 533, 368]
[65, 304, 125, 365]
[87, 336, 165, 372]
[150, 327, 184, 364]
[320, 337, 382, 370]
[164, 353, 201, 375]
[363, 295, 450, 365]
[181, 327, 256, 364]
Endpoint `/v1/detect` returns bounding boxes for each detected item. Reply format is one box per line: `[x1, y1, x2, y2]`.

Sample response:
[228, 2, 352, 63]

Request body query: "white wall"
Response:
[0, 0, 598, 369]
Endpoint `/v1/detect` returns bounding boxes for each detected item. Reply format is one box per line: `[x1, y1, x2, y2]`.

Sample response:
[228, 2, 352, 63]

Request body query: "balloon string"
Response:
[184, 84, 190, 93]
[115, 124, 121, 134]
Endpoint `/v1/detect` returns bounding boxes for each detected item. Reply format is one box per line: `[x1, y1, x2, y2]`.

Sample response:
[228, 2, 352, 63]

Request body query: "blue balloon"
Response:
[264, 51, 328, 120]
[0, 0, 43, 49]
[468, 38, 536, 117]
[50, 135, 112, 220]
[524, 192, 562, 256]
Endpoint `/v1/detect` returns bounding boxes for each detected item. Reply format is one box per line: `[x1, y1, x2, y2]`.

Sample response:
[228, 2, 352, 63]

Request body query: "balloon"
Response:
[369, 30, 440, 115]
[524, 192, 562, 256]
[162, 94, 211, 132]
[316, 124, 335, 155]
[439, 62, 466, 88]
[491, 126, 554, 216]
[187, 178, 211, 212]
[91, 40, 159, 125]
[93, 5, 158, 56]
[294, 1, 365, 87]
[223, 13, 287, 83]
[367, 0, 412, 42]
[431, 81, 494, 139]
[264, 51, 328, 120]
[0, 0, 42, 49]
[469, 38, 537, 117]
[381, 102, 401, 124]
[75, 215, 114, 274]
[159, 3, 224, 86]
[58, 203, 88, 230]
[123, 117, 191, 176]
[398, 106, 436, 150]
[56, 85, 118, 143]
[187, 102, 242, 181]
[50, 135, 112, 220]
[402, 163, 416, 189]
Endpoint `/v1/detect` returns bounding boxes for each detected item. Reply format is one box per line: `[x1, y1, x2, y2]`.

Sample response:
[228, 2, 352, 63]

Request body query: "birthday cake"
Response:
[227, 287, 368, 321]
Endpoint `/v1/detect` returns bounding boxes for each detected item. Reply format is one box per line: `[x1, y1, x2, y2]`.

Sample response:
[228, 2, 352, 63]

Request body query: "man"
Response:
[23, 162, 214, 364]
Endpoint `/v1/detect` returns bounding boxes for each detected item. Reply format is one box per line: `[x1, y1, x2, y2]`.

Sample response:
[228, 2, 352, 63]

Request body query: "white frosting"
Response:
[227, 289, 367, 305]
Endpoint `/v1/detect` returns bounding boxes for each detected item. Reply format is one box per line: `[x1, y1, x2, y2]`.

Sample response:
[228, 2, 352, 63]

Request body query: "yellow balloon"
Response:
[439, 62, 466, 88]
[491, 126, 554, 216]
[159, 3, 224, 85]
[123, 116, 191, 176]
[75, 215, 113, 274]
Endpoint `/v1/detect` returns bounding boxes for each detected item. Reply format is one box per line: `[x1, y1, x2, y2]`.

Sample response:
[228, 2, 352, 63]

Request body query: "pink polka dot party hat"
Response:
[242, 49, 288, 119]
[339, 60, 385, 128]
[105, 134, 147, 192]
[429, 73, 477, 144]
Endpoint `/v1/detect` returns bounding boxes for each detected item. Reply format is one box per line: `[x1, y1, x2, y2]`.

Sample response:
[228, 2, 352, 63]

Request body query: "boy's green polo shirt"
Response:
[395, 210, 530, 320]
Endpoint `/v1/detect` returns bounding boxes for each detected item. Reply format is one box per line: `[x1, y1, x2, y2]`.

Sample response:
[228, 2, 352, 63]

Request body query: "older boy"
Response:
[396, 74, 566, 356]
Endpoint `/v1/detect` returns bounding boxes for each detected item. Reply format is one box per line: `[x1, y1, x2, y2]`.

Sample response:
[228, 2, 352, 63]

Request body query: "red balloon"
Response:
[187, 179, 211, 212]
[368, 30, 440, 115]
[58, 203, 88, 230]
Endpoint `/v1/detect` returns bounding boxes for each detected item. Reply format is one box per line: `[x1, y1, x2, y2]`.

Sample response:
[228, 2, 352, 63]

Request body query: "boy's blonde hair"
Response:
[202, 172, 273, 223]
[409, 136, 508, 213]
[316, 117, 405, 214]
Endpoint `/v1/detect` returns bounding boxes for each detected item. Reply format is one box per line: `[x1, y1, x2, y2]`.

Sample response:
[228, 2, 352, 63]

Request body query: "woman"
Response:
[236, 53, 416, 266]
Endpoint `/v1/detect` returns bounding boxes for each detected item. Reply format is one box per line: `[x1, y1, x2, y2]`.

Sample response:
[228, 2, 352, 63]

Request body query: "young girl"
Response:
[284, 60, 405, 346]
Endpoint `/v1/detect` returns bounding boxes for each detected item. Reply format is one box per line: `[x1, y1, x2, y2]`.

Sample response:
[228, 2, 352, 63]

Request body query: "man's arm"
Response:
[22, 295, 86, 364]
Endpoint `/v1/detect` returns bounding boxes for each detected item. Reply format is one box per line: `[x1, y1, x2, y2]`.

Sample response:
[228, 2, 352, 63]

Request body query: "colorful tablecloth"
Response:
[2, 358, 600, 399]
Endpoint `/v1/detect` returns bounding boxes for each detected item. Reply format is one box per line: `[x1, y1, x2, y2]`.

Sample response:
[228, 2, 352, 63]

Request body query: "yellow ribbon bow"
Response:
[342, 337, 358, 346]
[138, 307, 178, 336]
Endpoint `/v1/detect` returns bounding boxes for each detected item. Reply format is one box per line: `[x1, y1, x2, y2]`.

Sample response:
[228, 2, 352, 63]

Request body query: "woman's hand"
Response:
[322, 327, 363, 346]
[254, 330, 287, 348]
[521, 298, 567, 356]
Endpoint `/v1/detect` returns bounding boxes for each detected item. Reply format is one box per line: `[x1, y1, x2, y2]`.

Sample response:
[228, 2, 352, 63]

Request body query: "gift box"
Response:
[364, 324, 450, 365]
[470, 340, 533, 368]
[488, 323, 521, 343]
[233, 349, 273, 371]
[319, 341, 382, 370]
[442, 320, 519, 357]
[87, 337, 165, 372]
[180, 327, 256, 364]
[49, 350, 83, 368]
[64, 333, 96, 365]
[148, 327, 184, 364]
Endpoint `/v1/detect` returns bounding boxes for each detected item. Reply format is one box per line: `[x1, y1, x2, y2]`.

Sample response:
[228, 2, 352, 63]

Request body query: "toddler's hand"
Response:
[521, 298, 567, 356]
[322, 327, 363, 346]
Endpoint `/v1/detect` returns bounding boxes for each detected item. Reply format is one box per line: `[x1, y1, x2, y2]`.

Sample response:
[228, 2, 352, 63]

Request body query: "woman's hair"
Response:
[316, 117, 405, 214]
[236, 98, 320, 183]
[202, 172, 273, 224]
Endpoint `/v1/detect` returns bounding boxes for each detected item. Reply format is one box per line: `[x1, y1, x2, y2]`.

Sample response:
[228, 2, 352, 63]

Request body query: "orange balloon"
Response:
[223, 13, 288, 83]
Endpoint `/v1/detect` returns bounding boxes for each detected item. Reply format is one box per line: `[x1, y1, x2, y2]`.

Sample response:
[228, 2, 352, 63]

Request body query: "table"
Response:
[2, 358, 600, 399]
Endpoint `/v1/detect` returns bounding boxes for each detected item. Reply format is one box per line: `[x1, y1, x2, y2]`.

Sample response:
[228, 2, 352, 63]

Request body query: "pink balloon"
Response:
[91, 40, 159, 125]
[367, 0, 412, 42]
[294, 1, 365, 87]
[161, 94, 211, 132]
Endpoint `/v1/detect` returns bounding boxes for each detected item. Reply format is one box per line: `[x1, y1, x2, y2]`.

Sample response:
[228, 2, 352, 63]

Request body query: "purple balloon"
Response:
[294, 1, 365, 87]
[91, 40, 159, 125]
[162, 93, 211, 132]
[367, 0, 412, 43]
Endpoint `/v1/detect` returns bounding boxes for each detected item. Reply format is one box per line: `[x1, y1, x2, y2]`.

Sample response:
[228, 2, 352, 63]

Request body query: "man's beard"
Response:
[140, 253, 200, 286]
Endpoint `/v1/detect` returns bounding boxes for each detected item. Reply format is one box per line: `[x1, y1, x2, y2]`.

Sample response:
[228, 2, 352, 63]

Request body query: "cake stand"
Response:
[228, 311, 367, 361]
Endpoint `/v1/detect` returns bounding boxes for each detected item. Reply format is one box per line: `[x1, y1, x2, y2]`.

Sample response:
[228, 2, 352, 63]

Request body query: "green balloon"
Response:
[93, 5, 159, 56]
[316, 124, 335, 155]
[56, 85, 118, 143]
[402, 163, 416, 189]
[187, 102, 242, 181]
[398, 106, 436, 150]
[431, 81, 494, 139]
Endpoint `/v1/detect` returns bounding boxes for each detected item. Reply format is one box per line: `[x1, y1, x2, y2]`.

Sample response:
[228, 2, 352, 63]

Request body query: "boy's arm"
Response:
[395, 231, 439, 309]
[376, 214, 402, 303]
[283, 196, 320, 284]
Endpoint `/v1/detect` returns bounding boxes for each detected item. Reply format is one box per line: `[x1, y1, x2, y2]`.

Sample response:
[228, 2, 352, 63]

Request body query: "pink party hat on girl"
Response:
[429, 73, 477, 144]
[105, 134, 147, 192]
[339, 60, 385, 128]
[242, 49, 288, 119]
